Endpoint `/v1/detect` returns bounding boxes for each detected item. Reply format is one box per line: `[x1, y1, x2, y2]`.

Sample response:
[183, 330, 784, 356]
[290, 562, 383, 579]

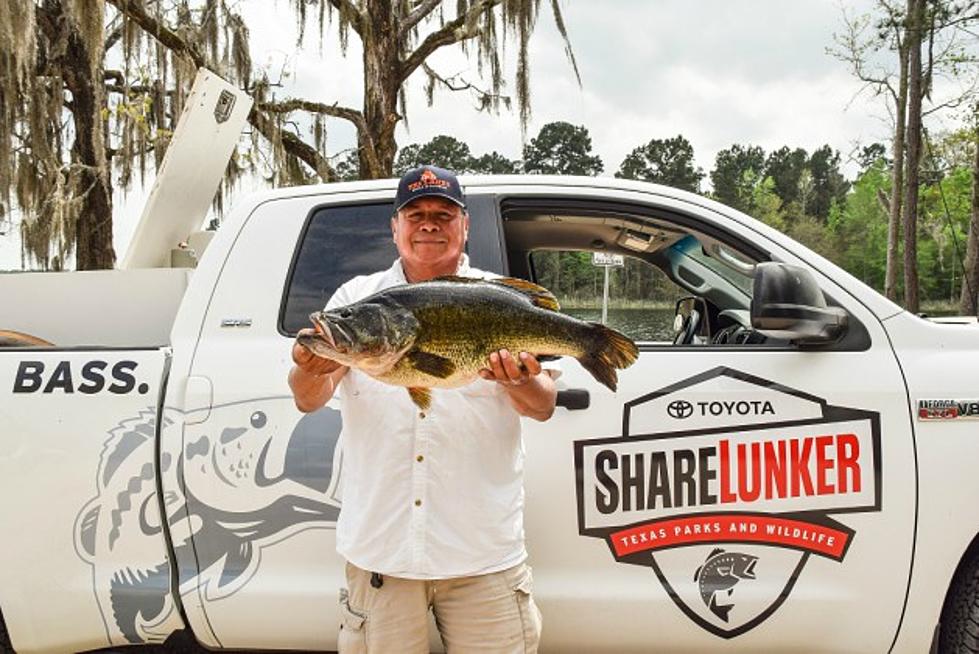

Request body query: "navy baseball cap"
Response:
[394, 165, 467, 212]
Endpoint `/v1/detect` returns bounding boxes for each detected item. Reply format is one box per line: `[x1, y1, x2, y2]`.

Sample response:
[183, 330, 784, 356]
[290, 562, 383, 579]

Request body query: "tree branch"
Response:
[259, 99, 364, 126]
[402, 0, 442, 34]
[249, 107, 338, 182]
[260, 99, 384, 177]
[106, 0, 206, 68]
[325, 0, 366, 37]
[422, 63, 510, 110]
[108, 0, 338, 182]
[399, 0, 501, 83]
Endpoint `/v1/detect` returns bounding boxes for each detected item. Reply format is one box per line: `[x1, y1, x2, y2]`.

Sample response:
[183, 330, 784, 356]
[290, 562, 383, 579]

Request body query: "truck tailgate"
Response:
[0, 348, 182, 653]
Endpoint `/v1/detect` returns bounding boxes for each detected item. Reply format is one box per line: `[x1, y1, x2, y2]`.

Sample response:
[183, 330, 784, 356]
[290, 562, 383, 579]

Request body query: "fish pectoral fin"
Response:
[406, 350, 456, 379]
[408, 387, 432, 410]
[491, 277, 561, 311]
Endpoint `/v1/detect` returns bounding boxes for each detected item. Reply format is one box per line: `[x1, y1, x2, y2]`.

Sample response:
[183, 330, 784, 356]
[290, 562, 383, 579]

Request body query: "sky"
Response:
[2, 0, 967, 269]
[244, 0, 890, 175]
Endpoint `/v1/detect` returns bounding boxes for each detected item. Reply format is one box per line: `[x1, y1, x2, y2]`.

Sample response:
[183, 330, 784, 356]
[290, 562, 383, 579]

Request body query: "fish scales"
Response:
[379, 283, 589, 389]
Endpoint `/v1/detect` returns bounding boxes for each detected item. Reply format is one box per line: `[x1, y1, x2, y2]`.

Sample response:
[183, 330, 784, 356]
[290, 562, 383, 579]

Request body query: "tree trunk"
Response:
[886, 35, 909, 302]
[902, 0, 924, 314]
[960, 105, 979, 317]
[59, 0, 114, 269]
[360, 0, 400, 179]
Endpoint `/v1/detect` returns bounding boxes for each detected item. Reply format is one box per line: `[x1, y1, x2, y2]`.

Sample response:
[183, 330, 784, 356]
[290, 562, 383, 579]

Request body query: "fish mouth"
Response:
[317, 313, 357, 352]
[740, 560, 757, 579]
[310, 314, 336, 348]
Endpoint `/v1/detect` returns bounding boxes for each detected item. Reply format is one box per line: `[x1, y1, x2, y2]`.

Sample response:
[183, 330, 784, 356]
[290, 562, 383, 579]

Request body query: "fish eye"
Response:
[250, 411, 267, 428]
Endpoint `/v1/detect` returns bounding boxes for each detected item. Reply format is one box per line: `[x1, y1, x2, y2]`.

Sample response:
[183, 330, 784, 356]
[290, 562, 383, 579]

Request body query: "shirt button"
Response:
[414, 499, 422, 507]
[419, 412, 426, 419]
[416, 455, 424, 462]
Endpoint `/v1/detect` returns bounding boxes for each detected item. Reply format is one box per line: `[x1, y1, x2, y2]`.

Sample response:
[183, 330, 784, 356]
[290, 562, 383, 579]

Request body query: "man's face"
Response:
[392, 196, 469, 273]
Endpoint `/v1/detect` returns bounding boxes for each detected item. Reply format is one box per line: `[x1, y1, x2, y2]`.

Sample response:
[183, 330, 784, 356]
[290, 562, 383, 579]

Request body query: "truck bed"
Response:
[0, 269, 191, 348]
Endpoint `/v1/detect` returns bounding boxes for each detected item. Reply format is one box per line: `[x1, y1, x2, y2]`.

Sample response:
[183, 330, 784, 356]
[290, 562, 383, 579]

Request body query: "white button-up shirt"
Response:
[328, 255, 541, 579]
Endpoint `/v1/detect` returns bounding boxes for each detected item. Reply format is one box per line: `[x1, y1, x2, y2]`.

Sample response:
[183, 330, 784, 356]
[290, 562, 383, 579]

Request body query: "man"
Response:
[288, 165, 558, 653]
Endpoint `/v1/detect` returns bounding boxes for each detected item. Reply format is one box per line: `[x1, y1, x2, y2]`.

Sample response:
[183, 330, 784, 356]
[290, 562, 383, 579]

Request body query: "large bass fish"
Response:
[297, 276, 639, 409]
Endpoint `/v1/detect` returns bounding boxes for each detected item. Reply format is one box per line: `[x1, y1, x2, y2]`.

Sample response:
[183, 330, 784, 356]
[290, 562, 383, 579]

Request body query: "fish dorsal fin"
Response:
[707, 547, 726, 559]
[430, 275, 560, 312]
[430, 275, 477, 284]
[491, 277, 560, 311]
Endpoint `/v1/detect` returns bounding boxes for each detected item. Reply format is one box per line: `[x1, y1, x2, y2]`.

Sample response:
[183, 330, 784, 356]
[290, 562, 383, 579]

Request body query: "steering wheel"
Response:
[673, 308, 701, 345]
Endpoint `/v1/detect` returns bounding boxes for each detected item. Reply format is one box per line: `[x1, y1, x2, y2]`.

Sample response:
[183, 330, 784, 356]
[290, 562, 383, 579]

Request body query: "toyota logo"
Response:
[668, 400, 694, 419]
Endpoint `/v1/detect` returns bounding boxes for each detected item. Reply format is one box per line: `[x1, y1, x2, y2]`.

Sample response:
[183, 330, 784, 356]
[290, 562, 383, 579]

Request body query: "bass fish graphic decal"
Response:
[694, 548, 758, 623]
[74, 399, 343, 646]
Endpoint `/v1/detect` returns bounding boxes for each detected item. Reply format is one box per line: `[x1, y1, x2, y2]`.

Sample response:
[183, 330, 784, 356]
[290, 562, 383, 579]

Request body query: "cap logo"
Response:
[408, 168, 451, 192]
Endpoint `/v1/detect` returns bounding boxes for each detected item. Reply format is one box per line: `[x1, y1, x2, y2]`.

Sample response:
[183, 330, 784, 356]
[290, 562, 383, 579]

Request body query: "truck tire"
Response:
[939, 551, 979, 653]
[0, 330, 53, 347]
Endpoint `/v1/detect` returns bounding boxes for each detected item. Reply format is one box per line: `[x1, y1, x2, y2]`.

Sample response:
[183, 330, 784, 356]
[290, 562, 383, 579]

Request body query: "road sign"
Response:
[592, 252, 624, 267]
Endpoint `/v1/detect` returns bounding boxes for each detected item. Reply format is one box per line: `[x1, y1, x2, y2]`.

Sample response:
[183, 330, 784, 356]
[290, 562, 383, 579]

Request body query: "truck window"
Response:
[281, 202, 397, 335]
[529, 250, 686, 342]
[501, 201, 785, 347]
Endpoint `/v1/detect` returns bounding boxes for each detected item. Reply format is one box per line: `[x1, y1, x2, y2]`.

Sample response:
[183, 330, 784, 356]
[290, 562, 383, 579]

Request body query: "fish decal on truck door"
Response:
[694, 548, 759, 623]
[73, 399, 342, 646]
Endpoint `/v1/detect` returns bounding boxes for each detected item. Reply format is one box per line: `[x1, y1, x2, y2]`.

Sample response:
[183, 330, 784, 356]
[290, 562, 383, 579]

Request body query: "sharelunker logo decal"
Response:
[574, 367, 882, 639]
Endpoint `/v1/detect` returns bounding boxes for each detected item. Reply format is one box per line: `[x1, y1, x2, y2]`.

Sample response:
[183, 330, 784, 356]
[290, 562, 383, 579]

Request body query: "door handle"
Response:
[556, 389, 590, 411]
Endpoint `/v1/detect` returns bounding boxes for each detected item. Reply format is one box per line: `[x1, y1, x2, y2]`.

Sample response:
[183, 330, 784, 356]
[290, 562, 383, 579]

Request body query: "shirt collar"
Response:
[391, 253, 470, 284]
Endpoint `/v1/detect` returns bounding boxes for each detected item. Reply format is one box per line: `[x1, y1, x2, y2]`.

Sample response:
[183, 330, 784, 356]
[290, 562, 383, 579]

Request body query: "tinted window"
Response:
[281, 203, 397, 334]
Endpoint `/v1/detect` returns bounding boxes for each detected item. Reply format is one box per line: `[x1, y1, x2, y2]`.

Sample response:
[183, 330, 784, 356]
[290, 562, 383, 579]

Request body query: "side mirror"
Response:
[751, 262, 847, 344]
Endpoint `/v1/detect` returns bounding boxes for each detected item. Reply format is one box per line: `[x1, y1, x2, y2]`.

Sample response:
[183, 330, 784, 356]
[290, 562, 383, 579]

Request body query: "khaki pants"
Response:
[338, 561, 542, 653]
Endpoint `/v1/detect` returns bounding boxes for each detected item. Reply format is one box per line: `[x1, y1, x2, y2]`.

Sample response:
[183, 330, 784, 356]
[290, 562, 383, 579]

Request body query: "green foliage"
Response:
[522, 121, 603, 175]
[615, 135, 703, 192]
[764, 146, 808, 208]
[470, 151, 520, 174]
[394, 135, 519, 176]
[394, 135, 473, 174]
[709, 144, 766, 212]
[808, 145, 851, 221]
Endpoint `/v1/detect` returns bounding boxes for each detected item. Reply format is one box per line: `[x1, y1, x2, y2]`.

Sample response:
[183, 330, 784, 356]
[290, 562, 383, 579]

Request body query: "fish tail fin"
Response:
[710, 596, 733, 623]
[577, 324, 639, 392]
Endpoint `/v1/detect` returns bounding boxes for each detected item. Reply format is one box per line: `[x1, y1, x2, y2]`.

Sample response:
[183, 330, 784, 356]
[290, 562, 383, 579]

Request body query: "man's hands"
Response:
[478, 350, 557, 421]
[288, 329, 347, 413]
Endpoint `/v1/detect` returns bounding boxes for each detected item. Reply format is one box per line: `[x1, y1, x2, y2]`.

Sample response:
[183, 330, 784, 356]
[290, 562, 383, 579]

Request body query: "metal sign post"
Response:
[592, 253, 624, 325]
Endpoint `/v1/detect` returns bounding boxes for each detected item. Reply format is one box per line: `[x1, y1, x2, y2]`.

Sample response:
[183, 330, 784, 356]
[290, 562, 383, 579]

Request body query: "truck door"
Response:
[173, 191, 503, 649]
[502, 194, 913, 653]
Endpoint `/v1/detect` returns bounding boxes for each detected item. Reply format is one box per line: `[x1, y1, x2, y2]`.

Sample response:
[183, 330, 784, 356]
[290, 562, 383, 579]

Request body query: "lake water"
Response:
[564, 307, 676, 342]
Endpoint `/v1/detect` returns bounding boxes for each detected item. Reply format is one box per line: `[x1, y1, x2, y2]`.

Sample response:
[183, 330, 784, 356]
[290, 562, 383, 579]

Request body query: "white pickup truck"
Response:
[2, 84, 979, 654]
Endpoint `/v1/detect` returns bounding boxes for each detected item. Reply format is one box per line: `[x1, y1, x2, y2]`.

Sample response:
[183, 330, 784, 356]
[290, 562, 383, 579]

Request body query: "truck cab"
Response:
[1, 175, 977, 652]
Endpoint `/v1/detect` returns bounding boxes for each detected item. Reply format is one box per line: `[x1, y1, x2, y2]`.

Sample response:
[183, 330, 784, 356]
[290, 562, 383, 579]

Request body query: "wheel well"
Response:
[937, 530, 979, 641]
[1, 605, 13, 652]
